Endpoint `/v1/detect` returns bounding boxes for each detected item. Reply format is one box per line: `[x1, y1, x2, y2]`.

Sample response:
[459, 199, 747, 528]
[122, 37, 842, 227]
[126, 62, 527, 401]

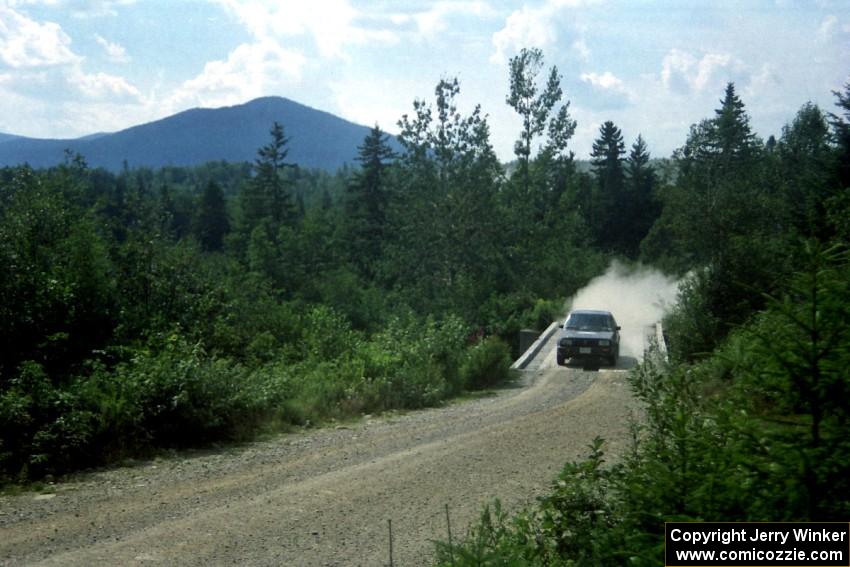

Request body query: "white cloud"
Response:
[490, 5, 557, 64]
[580, 71, 622, 91]
[578, 71, 634, 109]
[0, 5, 81, 67]
[744, 63, 781, 98]
[180, 0, 400, 122]
[490, 0, 600, 64]
[3, 0, 62, 6]
[693, 53, 740, 91]
[66, 0, 137, 19]
[818, 15, 838, 39]
[572, 38, 590, 61]
[0, 63, 142, 103]
[167, 38, 305, 111]
[550, 0, 598, 6]
[214, 0, 396, 59]
[817, 14, 850, 42]
[0, 64, 146, 138]
[411, 1, 494, 38]
[329, 78, 408, 134]
[0, 87, 153, 139]
[661, 48, 748, 95]
[0, 3, 144, 137]
[8, 0, 138, 18]
[660, 49, 695, 93]
[68, 67, 140, 100]
[94, 34, 129, 63]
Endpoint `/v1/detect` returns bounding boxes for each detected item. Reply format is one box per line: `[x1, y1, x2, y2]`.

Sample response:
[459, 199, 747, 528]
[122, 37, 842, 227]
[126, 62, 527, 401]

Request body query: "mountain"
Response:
[0, 97, 399, 172]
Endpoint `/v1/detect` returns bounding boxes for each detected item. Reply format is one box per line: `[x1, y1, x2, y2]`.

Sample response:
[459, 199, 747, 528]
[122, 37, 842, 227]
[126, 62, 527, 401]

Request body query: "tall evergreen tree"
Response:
[648, 83, 768, 267]
[680, 82, 762, 187]
[625, 134, 659, 258]
[344, 125, 396, 277]
[234, 122, 298, 283]
[243, 121, 295, 230]
[642, 84, 782, 348]
[713, 83, 759, 161]
[828, 80, 850, 241]
[777, 103, 832, 238]
[827, 81, 850, 242]
[195, 181, 230, 252]
[589, 120, 626, 251]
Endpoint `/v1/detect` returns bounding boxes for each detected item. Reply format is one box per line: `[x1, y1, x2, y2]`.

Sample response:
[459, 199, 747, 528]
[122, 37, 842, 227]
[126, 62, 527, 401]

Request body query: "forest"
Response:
[433, 58, 850, 565]
[1, 47, 849, 563]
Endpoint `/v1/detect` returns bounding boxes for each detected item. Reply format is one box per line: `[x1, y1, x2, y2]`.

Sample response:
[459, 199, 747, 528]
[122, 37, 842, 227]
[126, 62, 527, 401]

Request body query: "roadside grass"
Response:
[0, 335, 519, 492]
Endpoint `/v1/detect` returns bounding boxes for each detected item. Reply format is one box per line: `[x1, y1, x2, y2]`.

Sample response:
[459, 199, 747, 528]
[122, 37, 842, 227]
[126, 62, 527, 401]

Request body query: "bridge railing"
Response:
[511, 321, 560, 370]
[643, 321, 669, 364]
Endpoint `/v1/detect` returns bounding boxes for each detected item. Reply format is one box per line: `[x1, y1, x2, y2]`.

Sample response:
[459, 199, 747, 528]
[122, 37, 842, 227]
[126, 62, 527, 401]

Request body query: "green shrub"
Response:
[300, 304, 362, 362]
[0, 361, 105, 479]
[289, 359, 358, 421]
[460, 337, 514, 390]
[0, 368, 40, 480]
[435, 438, 617, 566]
[436, 248, 850, 565]
[369, 314, 468, 401]
[72, 360, 143, 462]
[527, 298, 564, 331]
[663, 268, 721, 362]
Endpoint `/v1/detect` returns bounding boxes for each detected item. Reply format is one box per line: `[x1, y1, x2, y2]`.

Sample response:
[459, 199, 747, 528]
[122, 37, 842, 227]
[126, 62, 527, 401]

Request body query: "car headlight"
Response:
[560, 339, 573, 346]
[598, 340, 610, 346]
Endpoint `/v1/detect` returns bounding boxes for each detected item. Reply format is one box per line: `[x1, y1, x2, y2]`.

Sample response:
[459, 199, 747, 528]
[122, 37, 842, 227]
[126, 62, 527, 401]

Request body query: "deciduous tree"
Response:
[506, 47, 563, 196]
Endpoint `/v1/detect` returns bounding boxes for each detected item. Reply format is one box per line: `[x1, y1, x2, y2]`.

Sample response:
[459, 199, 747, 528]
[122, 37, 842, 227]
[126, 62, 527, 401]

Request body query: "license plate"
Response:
[579, 347, 591, 354]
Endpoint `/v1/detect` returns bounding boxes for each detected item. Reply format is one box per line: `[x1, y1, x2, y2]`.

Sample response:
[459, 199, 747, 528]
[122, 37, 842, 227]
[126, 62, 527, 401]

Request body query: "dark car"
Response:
[556, 309, 621, 367]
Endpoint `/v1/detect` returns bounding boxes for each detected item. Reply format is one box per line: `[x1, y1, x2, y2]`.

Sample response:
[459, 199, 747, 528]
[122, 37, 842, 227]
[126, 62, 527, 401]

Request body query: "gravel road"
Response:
[0, 339, 643, 566]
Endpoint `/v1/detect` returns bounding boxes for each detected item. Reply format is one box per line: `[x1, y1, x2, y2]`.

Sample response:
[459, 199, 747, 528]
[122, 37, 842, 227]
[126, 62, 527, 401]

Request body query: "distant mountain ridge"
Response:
[0, 97, 398, 172]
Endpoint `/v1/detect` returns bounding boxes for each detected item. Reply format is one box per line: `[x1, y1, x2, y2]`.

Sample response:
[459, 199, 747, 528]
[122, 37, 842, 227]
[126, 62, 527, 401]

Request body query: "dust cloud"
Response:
[566, 261, 679, 360]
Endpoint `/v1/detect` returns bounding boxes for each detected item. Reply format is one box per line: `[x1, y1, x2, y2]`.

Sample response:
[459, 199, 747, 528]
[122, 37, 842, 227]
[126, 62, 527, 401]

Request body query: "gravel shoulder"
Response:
[0, 342, 643, 566]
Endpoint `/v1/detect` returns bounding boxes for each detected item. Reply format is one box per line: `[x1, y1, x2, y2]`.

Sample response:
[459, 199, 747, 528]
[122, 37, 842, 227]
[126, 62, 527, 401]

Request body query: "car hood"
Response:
[561, 330, 615, 341]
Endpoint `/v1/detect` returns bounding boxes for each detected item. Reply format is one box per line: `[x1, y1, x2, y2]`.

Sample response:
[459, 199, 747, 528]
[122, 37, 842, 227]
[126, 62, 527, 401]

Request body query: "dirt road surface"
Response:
[0, 337, 643, 566]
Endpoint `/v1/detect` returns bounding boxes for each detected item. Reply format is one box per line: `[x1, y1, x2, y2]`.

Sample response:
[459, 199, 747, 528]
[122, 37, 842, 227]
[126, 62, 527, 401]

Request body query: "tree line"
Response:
[1, 48, 653, 482]
[5, 47, 845, 537]
[436, 73, 850, 564]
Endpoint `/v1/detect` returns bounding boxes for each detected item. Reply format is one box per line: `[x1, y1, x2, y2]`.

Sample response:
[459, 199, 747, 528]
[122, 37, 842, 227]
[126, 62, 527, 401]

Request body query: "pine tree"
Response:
[656, 83, 768, 266]
[828, 81, 850, 187]
[352, 124, 395, 220]
[590, 120, 626, 251]
[250, 121, 295, 228]
[344, 125, 395, 278]
[827, 80, 850, 240]
[712, 83, 760, 173]
[195, 181, 229, 252]
[776, 103, 832, 238]
[625, 135, 659, 257]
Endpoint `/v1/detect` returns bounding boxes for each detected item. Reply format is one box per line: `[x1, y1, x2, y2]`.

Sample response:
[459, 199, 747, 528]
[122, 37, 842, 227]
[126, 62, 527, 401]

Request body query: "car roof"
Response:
[568, 309, 613, 316]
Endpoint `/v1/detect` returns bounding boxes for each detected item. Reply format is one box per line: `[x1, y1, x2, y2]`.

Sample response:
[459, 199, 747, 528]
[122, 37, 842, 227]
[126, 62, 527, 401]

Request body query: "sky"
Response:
[0, 0, 847, 161]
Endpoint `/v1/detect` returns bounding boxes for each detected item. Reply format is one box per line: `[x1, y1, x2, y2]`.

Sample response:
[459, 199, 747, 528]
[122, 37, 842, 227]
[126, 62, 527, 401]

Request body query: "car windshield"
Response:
[565, 313, 612, 332]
